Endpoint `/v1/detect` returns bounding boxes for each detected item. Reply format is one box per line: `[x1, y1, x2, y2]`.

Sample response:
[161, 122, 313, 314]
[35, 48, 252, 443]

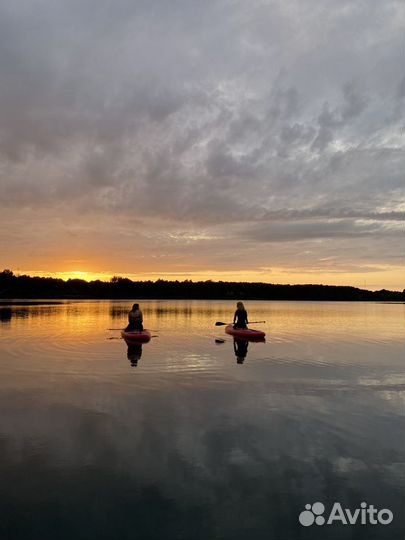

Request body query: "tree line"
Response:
[0, 269, 403, 301]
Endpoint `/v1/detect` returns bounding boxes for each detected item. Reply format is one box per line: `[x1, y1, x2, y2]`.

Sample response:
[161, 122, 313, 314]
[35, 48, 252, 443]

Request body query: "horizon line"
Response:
[2, 269, 403, 294]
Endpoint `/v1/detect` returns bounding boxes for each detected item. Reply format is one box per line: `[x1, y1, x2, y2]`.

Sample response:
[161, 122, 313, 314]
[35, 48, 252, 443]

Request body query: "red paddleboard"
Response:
[121, 329, 152, 343]
[225, 325, 265, 340]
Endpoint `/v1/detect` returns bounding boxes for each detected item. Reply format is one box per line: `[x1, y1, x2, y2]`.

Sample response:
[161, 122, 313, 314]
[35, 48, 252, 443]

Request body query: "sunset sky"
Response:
[0, 0, 404, 290]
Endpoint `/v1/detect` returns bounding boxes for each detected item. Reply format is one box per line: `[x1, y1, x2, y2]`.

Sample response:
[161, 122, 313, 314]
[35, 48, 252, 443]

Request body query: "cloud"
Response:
[243, 219, 402, 243]
[0, 0, 403, 285]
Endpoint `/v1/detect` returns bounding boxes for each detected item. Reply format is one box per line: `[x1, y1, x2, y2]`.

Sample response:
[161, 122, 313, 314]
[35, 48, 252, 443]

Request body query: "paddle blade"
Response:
[215, 321, 229, 326]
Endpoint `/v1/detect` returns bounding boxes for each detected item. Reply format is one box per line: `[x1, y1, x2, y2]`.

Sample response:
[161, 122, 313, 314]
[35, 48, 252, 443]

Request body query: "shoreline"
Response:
[1, 298, 404, 305]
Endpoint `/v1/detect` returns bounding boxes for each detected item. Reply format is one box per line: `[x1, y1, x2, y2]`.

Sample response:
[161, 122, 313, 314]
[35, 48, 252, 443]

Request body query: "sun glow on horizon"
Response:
[21, 270, 115, 282]
[14, 267, 405, 291]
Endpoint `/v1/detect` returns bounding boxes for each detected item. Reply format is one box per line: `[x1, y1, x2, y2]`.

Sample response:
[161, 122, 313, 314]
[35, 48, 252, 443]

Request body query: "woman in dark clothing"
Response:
[233, 301, 248, 329]
[125, 303, 143, 331]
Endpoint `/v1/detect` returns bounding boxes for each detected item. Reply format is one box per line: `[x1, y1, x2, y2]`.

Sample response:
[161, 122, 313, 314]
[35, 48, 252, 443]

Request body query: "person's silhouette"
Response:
[127, 343, 143, 367]
[233, 338, 248, 364]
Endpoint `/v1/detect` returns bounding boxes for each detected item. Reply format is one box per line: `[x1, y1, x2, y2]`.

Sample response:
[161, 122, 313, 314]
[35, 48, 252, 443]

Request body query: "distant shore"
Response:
[0, 300, 64, 306]
[1, 270, 403, 302]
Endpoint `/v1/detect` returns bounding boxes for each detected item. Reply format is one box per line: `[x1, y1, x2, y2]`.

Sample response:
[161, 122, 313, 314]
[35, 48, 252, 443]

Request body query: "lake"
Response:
[0, 300, 404, 540]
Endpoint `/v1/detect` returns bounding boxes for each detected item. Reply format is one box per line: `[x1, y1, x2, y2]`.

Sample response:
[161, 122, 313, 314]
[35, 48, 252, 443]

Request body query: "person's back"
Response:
[126, 303, 143, 331]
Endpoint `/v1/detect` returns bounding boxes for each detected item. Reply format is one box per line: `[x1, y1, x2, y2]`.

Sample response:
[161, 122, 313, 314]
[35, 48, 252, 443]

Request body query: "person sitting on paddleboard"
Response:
[125, 303, 143, 332]
[233, 301, 248, 329]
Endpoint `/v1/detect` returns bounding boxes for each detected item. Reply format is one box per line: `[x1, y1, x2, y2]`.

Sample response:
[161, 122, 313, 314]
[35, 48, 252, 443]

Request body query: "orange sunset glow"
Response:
[16, 266, 404, 291]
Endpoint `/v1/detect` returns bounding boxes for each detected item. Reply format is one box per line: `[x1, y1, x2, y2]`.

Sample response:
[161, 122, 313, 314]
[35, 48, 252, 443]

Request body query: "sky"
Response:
[0, 0, 404, 290]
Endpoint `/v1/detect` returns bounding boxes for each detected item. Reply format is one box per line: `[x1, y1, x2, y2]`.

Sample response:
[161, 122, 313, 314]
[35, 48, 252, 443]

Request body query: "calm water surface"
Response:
[0, 300, 404, 539]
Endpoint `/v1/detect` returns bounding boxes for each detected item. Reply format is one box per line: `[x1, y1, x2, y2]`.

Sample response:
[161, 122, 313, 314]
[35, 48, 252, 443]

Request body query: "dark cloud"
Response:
[260, 207, 405, 222]
[243, 219, 402, 243]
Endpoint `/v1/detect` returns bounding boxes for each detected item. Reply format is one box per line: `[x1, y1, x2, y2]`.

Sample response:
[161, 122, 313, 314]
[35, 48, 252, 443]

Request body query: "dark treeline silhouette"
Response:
[0, 269, 404, 301]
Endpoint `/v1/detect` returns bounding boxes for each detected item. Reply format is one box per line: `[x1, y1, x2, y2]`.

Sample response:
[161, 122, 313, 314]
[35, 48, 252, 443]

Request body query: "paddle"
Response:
[108, 328, 158, 332]
[107, 335, 159, 341]
[215, 320, 266, 326]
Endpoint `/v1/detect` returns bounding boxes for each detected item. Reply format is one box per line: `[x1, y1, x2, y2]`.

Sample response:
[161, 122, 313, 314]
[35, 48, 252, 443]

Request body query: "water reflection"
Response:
[215, 335, 266, 364]
[108, 301, 260, 322]
[127, 343, 143, 367]
[233, 338, 249, 364]
[110, 306, 127, 319]
[0, 308, 12, 322]
[0, 306, 61, 320]
[0, 300, 403, 539]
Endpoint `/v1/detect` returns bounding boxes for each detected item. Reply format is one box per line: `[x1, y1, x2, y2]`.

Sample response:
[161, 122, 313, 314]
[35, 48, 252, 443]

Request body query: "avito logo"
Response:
[299, 502, 393, 527]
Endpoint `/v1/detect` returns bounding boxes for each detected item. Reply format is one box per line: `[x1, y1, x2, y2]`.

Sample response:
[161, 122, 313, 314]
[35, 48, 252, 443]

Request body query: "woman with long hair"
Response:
[233, 301, 248, 329]
[125, 303, 143, 331]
